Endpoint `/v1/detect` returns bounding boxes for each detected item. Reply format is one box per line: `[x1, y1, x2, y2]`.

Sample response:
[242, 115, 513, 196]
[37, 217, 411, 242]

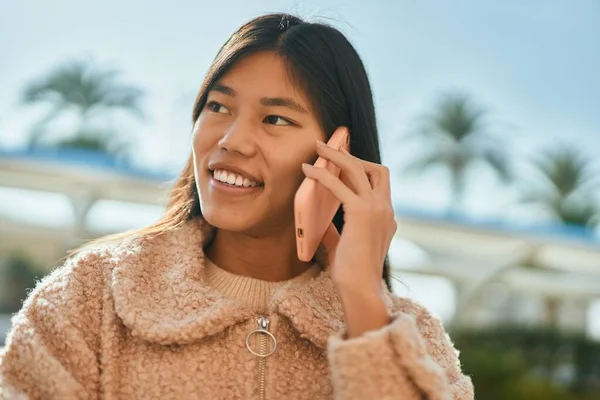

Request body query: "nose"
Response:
[217, 117, 257, 157]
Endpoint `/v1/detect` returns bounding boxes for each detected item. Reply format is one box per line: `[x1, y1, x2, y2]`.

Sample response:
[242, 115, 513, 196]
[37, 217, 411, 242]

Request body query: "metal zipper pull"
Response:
[246, 316, 277, 400]
[245, 316, 277, 357]
[258, 316, 269, 331]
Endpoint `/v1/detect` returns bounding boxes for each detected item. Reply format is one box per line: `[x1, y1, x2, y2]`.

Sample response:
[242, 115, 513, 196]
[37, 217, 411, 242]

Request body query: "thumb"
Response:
[322, 223, 340, 265]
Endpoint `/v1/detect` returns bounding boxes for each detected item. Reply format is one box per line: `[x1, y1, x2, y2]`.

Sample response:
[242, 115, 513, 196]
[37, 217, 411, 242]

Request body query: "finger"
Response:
[302, 163, 360, 205]
[321, 223, 340, 265]
[341, 149, 392, 201]
[369, 165, 392, 201]
[315, 140, 372, 196]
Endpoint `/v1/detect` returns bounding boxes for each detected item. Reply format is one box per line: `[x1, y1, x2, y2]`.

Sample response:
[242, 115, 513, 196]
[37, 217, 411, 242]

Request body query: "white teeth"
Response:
[213, 169, 261, 188]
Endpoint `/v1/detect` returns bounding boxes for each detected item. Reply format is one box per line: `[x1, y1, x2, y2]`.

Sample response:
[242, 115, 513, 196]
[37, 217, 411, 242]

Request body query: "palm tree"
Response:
[515, 146, 600, 334]
[402, 92, 512, 211]
[21, 57, 146, 157]
[519, 146, 600, 227]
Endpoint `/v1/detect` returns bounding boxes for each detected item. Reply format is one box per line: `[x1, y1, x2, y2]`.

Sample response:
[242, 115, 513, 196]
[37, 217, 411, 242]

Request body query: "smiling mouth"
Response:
[211, 169, 264, 188]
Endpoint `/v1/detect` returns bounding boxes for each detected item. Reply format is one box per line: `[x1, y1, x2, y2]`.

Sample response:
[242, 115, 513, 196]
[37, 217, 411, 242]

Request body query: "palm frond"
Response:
[20, 57, 146, 156]
[517, 185, 560, 207]
[481, 149, 512, 182]
[429, 93, 487, 143]
[21, 58, 145, 118]
[402, 151, 448, 175]
[520, 145, 600, 227]
[400, 91, 512, 209]
[530, 145, 599, 197]
[557, 198, 600, 227]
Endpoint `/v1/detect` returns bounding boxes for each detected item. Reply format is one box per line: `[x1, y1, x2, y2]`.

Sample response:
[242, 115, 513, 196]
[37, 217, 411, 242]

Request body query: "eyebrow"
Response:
[260, 97, 308, 114]
[211, 83, 236, 97]
[210, 83, 308, 114]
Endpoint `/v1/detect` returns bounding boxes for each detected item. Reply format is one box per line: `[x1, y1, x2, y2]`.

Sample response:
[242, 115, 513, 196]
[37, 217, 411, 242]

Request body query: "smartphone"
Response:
[294, 127, 350, 262]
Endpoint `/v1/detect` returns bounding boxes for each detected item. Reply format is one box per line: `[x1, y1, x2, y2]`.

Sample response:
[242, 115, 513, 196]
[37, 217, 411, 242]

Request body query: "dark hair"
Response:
[85, 13, 393, 291]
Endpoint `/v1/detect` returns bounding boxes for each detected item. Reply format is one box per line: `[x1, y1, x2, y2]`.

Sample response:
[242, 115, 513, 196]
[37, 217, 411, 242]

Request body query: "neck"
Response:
[205, 224, 312, 282]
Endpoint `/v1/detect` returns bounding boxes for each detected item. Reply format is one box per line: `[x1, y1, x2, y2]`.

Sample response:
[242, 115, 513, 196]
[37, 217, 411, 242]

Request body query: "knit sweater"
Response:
[0, 217, 474, 399]
[203, 259, 321, 313]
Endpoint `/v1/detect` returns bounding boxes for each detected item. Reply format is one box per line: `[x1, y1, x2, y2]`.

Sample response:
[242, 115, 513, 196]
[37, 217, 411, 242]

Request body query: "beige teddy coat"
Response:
[0, 217, 473, 399]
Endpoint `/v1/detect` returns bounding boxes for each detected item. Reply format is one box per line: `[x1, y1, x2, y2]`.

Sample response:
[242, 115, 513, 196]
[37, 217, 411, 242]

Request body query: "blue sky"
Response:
[1, 0, 599, 220]
[1, 1, 599, 325]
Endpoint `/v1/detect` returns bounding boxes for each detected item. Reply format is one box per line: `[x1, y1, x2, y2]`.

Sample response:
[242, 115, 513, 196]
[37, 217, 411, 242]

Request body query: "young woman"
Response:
[0, 13, 474, 400]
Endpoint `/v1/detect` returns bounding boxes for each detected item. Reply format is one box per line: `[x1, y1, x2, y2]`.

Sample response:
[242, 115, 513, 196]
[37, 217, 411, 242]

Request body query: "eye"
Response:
[263, 115, 293, 126]
[205, 101, 230, 114]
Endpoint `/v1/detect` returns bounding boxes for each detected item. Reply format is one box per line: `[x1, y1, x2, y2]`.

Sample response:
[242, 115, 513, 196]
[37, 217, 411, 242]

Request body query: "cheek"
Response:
[192, 117, 219, 156]
[269, 146, 317, 194]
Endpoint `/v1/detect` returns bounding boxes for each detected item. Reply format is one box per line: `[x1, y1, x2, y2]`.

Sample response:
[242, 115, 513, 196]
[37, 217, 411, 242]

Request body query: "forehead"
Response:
[216, 51, 308, 104]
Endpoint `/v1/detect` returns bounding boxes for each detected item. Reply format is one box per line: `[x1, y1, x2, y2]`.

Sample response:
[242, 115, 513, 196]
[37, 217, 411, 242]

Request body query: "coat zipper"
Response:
[246, 315, 277, 400]
[257, 317, 268, 400]
[246, 316, 277, 400]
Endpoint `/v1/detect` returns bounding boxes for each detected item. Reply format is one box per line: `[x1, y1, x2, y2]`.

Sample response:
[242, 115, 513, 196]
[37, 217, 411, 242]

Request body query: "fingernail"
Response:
[316, 140, 326, 147]
[302, 162, 312, 169]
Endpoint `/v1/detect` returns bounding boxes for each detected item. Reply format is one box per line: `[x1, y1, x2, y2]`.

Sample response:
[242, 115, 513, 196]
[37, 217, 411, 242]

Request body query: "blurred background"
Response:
[1, 0, 599, 398]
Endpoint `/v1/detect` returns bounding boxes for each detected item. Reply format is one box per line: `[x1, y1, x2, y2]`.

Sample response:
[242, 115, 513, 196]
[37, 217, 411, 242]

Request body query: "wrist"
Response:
[333, 270, 384, 295]
[337, 285, 390, 339]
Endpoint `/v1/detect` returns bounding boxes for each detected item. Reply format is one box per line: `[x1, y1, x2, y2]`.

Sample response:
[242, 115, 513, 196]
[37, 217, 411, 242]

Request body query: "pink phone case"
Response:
[294, 128, 350, 261]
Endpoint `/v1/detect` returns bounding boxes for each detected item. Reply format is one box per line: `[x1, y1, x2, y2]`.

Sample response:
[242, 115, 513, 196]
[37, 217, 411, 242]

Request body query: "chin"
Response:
[201, 205, 257, 232]
[200, 199, 295, 238]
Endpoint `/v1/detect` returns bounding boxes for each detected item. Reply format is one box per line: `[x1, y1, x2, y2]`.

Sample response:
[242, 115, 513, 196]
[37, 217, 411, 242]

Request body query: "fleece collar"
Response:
[110, 217, 391, 348]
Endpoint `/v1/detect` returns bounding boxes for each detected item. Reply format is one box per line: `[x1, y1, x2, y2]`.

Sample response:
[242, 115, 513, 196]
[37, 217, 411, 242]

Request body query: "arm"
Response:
[0, 252, 105, 400]
[327, 296, 474, 400]
[304, 137, 473, 398]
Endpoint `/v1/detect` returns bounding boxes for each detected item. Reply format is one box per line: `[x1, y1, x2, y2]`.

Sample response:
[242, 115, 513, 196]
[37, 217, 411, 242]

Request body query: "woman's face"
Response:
[193, 51, 325, 236]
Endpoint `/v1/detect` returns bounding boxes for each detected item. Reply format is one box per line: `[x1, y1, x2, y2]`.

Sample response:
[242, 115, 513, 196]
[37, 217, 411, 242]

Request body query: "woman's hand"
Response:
[301, 127, 397, 338]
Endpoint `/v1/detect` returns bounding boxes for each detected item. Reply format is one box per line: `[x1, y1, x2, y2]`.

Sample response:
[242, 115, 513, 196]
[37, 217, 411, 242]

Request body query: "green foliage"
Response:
[21, 57, 145, 158]
[402, 92, 511, 209]
[0, 253, 45, 314]
[519, 146, 600, 228]
[452, 326, 600, 399]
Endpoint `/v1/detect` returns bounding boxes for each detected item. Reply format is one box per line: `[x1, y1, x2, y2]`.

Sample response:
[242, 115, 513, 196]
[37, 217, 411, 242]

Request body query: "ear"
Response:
[343, 127, 350, 153]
